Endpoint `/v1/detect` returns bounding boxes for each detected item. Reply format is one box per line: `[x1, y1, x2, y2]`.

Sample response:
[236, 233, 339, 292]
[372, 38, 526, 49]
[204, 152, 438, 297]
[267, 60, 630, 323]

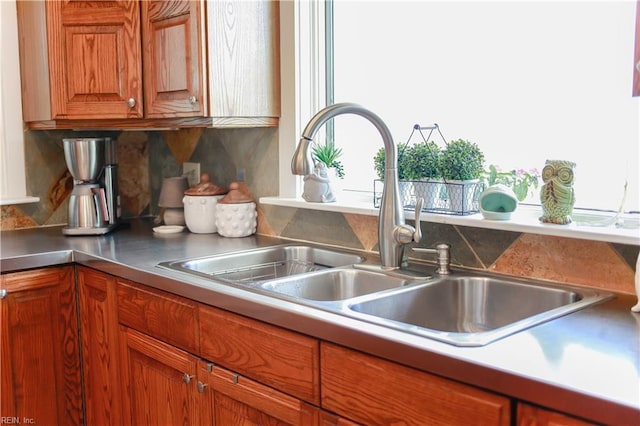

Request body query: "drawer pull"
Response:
[232, 373, 239, 384]
[182, 373, 194, 384]
[197, 381, 208, 393]
[0, 289, 6, 299]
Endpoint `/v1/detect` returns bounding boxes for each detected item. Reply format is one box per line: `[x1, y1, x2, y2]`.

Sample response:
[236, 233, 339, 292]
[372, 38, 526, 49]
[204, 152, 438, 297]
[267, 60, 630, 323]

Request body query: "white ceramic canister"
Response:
[215, 202, 257, 237]
[183, 194, 224, 233]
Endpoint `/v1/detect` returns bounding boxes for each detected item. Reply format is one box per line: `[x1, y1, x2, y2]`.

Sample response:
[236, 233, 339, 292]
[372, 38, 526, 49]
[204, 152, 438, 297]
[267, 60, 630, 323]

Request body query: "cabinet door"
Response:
[197, 362, 318, 426]
[141, 0, 205, 118]
[0, 266, 82, 425]
[206, 0, 280, 125]
[120, 326, 200, 426]
[77, 266, 124, 426]
[321, 342, 511, 426]
[46, 0, 143, 119]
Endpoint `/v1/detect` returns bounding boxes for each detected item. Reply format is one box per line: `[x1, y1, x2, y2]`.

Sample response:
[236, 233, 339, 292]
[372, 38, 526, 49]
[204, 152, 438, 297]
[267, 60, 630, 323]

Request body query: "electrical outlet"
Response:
[183, 162, 200, 187]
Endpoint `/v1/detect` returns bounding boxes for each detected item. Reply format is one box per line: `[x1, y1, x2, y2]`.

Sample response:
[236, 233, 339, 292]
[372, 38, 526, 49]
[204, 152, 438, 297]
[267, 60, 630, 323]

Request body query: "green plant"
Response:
[312, 142, 344, 179]
[406, 141, 441, 180]
[439, 139, 485, 181]
[373, 144, 412, 180]
[482, 164, 540, 202]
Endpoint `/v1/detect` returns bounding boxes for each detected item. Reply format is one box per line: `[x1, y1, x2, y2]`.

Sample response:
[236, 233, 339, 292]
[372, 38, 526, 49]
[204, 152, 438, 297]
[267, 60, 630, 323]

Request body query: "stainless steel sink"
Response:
[346, 276, 612, 346]
[157, 245, 365, 284]
[158, 244, 613, 347]
[259, 268, 409, 301]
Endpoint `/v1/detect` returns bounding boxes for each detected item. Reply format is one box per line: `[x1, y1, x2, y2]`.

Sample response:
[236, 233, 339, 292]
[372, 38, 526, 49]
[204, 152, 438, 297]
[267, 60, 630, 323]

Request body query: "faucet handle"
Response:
[413, 197, 423, 243]
[394, 197, 423, 245]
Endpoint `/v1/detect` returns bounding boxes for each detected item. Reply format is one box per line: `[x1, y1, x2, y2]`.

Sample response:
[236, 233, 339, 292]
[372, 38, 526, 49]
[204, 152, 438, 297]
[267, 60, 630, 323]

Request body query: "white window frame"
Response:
[267, 1, 639, 246]
[0, 0, 38, 205]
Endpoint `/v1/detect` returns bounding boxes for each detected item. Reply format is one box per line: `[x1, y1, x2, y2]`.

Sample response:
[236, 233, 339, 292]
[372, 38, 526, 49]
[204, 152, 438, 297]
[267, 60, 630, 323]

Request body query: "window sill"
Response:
[0, 196, 41, 206]
[260, 194, 640, 246]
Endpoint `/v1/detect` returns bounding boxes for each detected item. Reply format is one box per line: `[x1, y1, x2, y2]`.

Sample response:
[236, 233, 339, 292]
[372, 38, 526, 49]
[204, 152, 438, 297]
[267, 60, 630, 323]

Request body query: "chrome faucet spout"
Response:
[292, 103, 421, 269]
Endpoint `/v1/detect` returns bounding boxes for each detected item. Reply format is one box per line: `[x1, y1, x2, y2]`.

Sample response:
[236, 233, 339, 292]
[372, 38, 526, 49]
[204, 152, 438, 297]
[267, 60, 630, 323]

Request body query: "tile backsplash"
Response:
[1, 127, 279, 228]
[1, 127, 637, 294]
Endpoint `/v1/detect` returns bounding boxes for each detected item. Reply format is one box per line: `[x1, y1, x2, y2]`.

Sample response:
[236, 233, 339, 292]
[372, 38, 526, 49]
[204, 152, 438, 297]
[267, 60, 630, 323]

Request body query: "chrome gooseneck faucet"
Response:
[291, 103, 422, 269]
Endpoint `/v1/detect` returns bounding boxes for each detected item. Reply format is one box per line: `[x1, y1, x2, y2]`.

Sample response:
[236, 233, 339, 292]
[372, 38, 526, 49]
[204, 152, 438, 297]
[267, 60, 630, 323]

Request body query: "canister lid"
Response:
[184, 173, 227, 196]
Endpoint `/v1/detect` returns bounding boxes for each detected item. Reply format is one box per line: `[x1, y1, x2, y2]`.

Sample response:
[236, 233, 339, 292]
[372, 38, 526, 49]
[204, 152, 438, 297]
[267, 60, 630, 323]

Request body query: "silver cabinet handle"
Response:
[127, 98, 136, 108]
[197, 381, 208, 393]
[189, 95, 197, 105]
[0, 289, 7, 299]
[182, 373, 194, 384]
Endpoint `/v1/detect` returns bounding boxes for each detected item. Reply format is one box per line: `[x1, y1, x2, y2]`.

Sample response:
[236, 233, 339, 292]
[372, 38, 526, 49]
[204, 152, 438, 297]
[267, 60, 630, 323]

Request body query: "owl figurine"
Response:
[539, 159, 576, 224]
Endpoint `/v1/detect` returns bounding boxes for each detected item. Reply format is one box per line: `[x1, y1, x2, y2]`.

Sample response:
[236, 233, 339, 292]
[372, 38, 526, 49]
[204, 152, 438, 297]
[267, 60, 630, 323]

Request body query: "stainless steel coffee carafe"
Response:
[62, 138, 120, 235]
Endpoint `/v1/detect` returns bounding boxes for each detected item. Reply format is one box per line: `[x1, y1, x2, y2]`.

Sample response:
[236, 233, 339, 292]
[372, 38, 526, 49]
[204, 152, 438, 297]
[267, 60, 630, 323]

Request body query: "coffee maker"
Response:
[62, 137, 120, 235]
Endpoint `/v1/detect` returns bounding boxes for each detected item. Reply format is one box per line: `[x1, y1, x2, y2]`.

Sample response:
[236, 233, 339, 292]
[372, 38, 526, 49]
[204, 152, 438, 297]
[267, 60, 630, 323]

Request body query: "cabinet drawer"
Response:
[117, 280, 198, 353]
[321, 343, 511, 426]
[199, 305, 320, 405]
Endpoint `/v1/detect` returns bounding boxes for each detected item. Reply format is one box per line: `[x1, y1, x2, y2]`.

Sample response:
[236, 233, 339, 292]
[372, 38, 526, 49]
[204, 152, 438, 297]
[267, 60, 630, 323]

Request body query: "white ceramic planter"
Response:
[183, 194, 224, 233]
[215, 202, 257, 238]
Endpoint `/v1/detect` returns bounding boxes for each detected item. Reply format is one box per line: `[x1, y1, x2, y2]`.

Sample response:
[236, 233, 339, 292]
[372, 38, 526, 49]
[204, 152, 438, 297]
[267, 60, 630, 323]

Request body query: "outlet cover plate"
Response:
[183, 162, 200, 187]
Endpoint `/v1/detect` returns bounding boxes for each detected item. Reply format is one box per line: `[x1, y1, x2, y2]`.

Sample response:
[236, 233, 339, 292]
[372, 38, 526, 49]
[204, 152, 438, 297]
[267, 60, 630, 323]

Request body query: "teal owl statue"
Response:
[539, 159, 576, 224]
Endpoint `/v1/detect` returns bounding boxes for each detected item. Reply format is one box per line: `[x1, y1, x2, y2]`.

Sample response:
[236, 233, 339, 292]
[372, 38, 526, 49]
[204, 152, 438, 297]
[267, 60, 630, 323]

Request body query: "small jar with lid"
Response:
[215, 182, 257, 238]
[182, 173, 227, 233]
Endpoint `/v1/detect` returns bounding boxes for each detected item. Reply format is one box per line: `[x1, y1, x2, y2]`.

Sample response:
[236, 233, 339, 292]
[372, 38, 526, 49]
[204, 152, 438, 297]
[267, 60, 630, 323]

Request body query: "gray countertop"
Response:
[1, 218, 639, 425]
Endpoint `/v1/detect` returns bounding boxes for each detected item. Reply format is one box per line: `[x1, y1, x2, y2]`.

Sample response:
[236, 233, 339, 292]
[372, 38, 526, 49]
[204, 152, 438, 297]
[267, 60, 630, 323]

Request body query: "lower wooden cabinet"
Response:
[321, 342, 511, 426]
[77, 266, 124, 426]
[517, 403, 595, 426]
[72, 267, 611, 426]
[0, 266, 82, 425]
[119, 326, 200, 426]
[198, 361, 319, 425]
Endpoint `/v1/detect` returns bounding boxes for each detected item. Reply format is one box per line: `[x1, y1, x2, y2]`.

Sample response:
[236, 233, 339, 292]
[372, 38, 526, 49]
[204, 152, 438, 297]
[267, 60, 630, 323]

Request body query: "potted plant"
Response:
[439, 139, 485, 214]
[481, 164, 539, 202]
[406, 141, 442, 209]
[312, 142, 345, 179]
[374, 144, 413, 207]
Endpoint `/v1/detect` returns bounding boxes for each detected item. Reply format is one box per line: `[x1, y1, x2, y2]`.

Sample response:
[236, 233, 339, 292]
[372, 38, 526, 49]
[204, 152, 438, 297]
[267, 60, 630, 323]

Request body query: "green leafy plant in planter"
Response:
[373, 144, 412, 180]
[406, 141, 441, 180]
[439, 139, 485, 182]
[373, 144, 413, 207]
[312, 142, 344, 179]
[439, 139, 485, 214]
[406, 141, 442, 209]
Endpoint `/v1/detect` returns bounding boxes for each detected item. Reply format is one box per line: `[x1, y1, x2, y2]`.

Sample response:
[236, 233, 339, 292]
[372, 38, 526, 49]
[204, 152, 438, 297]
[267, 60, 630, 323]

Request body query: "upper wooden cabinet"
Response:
[16, 0, 279, 129]
[141, 1, 204, 118]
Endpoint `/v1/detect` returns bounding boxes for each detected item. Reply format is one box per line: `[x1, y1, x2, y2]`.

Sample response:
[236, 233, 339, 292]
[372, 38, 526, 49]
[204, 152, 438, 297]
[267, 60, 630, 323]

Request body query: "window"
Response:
[324, 0, 639, 213]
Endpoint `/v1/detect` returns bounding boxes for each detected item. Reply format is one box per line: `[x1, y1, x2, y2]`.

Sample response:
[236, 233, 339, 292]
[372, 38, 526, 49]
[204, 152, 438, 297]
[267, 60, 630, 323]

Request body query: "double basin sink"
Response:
[158, 244, 612, 346]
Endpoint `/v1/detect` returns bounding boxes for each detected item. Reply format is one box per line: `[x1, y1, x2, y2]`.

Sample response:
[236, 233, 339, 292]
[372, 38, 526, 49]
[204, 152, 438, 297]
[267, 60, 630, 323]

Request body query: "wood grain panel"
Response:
[120, 326, 199, 426]
[199, 363, 318, 425]
[46, 0, 143, 118]
[0, 266, 82, 425]
[77, 266, 124, 426]
[321, 342, 511, 426]
[518, 403, 595, 425]
[141, 0, 204, 118]
[206, 0, 280, 118]
[117, 279, 199, 353]
[199, 305, 320, 405]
